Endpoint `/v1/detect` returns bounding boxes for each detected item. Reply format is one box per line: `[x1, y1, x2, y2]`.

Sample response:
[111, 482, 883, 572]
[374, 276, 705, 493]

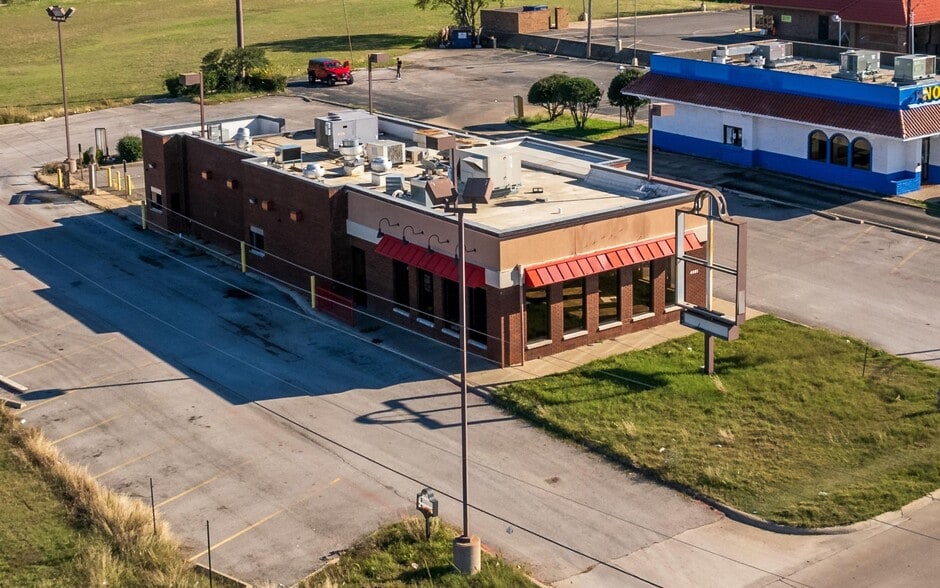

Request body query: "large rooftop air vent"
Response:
[893, 55, 937, 85]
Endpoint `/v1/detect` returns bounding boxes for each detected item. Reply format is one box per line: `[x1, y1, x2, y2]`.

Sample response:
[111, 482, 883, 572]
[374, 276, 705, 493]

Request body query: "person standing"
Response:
[396, 58, 402, 80]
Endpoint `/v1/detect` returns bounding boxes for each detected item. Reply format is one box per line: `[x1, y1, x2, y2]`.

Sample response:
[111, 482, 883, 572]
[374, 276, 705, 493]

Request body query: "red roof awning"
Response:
[375, 236, 486, 288]
[525, 233, 702, 288]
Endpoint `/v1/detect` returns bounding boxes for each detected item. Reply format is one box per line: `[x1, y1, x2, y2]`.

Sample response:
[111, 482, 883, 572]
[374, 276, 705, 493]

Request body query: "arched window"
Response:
[851, 137, 872, 170]
[808, 130, 828, 161]
[830, 134, 849, 166]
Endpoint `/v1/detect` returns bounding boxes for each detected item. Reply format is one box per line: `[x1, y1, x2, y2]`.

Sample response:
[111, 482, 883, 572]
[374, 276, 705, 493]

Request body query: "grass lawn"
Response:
[0, 407, 220, 586]
[298, 517, 537, 587]
[0, 0, 741, 120]
[514, 113, 647, 142]
[493, 315, 940, 528]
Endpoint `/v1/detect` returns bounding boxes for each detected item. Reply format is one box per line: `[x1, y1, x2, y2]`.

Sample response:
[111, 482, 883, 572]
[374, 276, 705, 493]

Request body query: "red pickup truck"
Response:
[307, 58, 354, 86]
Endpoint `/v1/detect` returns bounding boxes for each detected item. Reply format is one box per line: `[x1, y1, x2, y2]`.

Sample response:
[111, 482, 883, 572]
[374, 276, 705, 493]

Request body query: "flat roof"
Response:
[155, 113, 697, 235]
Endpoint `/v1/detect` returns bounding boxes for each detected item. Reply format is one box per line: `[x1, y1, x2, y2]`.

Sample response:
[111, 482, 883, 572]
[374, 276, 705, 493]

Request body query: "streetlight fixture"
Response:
[367, 53, 389, 114]
[178, 72, 206, 138]
[831, 14, 842, 47]
[424, 154, 492, 576]
[47, 5, 76, 174]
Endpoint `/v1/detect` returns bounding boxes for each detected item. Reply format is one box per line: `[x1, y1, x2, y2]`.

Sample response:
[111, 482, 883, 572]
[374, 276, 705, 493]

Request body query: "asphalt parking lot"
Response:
[1, 8, 939, 585]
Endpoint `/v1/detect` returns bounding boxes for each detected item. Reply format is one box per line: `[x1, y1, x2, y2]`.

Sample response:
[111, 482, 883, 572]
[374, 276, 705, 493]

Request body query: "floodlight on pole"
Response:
[832, 14, 842, 47]
[179, 72, 206, 138]
[47, 5, 76, 174]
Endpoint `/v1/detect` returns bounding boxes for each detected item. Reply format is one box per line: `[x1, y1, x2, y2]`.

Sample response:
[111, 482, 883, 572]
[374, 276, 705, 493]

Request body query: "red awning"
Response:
[375, 236, 486, 288]
[525, 233, 702, 288]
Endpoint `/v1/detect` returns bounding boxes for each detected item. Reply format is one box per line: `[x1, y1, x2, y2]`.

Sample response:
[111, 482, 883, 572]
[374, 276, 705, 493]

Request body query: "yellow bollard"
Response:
[141, 201, 147, 230]
[310, 276, 316, 309]
[57, 168, 63, 188]
[107, 167, 113, 188]
[116, 170, 123, 191]
[126, 176, 133, 196]
[240, 242, 247, 273]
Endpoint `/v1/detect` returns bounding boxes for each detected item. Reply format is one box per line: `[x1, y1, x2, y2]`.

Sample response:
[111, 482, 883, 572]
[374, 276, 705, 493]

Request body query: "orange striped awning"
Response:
[375, 236, 486, 288]
[525, 233, 702, 288]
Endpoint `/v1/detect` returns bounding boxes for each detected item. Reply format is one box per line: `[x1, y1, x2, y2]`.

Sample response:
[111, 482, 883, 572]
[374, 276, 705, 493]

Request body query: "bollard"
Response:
[240, 242, 247, 273]
[310, 276, 316, 309]
[57, 168, 63, 188]
[141, 201, 147, 230]
[107, 167, 114, 188]
[126, 176, 133, 196]
[116, 170, 123, 191]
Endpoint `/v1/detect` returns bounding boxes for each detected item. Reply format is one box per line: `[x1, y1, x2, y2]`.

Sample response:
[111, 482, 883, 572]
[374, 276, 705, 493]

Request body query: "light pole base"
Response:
[66, 158, 77, 174]
[453, 535, 481, 575]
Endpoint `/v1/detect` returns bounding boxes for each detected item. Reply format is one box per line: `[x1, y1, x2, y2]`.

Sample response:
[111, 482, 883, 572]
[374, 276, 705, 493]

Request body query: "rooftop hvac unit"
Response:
[893, 55, 937, 84]
[365, 140, 406, 165]
[457, 149, 521, 197]
[274, 144, 302, 164]
[314, 110, 379, 151]
[833, 50, 880, 80]
[752, 42, 792, 63]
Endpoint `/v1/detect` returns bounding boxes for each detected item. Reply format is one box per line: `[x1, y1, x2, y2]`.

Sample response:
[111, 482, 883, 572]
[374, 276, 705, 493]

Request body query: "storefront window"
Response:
[831, 134, 849, 166]
[526, 287, 550, 343]
[851, 138, 872, 170]
[665, 257, 678, 307]
[598, 270, 621, 325]
[632, 263, 653, 316]
[808, 130, 828, 161]
[416, 270, 434, 322]
[393, 261, 409, 308]
[442, 279, 458, 330]
[468, 287, 487, 344]
[723, 125, 742, 147]
[562, 278, 586, 334]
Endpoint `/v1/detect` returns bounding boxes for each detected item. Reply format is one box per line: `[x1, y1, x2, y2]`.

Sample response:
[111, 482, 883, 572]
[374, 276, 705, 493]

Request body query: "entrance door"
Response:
[923, 138, 932, 183]
[818, 16, 830, 42]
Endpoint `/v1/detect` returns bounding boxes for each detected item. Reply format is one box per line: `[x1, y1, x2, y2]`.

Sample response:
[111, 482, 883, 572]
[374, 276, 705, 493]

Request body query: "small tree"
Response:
[527, 74, 570, 121]
[414, 0, 490, 30]
[558, 77, 601, 130]
[200, 47, 271, 93]
[117, 135, 143, 162]
[608, 69, 649, 127]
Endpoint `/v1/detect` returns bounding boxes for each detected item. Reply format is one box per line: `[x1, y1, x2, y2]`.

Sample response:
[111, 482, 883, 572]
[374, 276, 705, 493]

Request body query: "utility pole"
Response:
[236, 0, 244, 48]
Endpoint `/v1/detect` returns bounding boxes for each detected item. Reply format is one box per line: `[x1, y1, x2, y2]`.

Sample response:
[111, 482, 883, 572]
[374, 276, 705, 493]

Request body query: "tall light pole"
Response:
[47, 5, 76, 174]
[427, 156, 490, 577]
[633, 0, 638, 66]
[235, 0, 244, 48]
[616, 0, 621, 51]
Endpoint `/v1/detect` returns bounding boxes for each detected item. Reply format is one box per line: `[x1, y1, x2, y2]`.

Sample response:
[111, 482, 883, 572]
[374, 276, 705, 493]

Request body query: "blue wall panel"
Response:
[654, 130, 920, 195]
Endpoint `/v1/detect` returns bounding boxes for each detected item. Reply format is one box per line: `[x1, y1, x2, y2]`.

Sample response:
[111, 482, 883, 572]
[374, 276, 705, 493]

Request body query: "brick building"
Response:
[143, 112, 707, 367]
[748, 0, 940, 56]
[480, 5, 569, 35]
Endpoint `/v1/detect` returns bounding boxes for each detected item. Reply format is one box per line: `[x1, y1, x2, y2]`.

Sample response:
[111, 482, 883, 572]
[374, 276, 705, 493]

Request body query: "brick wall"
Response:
[482, 7, 563, 34]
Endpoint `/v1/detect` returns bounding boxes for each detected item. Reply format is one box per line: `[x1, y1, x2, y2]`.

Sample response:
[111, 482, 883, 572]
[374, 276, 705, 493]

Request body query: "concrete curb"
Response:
[193, 563, 252, 587]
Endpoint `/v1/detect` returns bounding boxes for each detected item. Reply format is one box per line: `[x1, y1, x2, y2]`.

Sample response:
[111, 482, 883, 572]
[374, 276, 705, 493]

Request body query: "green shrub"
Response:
[246, 67, 287, 93]
[116, 136, 143, 163]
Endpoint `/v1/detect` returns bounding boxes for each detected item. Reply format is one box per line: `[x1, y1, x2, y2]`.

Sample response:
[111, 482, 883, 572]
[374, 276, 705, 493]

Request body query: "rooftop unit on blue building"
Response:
[625, 41, 940, 196]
